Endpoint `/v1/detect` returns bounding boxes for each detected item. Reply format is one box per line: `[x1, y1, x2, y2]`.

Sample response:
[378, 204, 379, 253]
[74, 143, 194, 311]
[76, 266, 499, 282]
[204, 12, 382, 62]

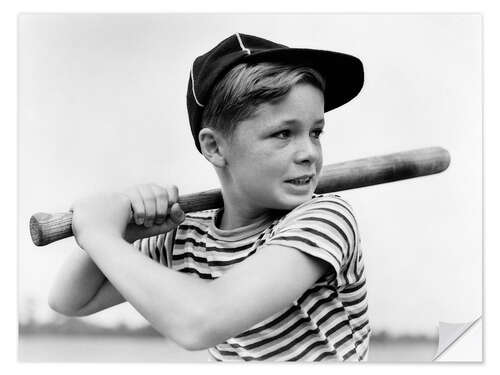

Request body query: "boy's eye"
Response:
[273, 130, 291, 139]
[311, 129, 324, 138]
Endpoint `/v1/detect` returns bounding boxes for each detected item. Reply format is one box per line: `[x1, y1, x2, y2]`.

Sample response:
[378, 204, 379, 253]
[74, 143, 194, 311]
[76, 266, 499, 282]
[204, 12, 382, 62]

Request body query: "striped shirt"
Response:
[135, 193, 370, 361]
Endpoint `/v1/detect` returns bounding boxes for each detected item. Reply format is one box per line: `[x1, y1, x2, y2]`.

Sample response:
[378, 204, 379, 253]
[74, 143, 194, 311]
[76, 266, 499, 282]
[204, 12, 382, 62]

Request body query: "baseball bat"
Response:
[29, 146, 450, 247]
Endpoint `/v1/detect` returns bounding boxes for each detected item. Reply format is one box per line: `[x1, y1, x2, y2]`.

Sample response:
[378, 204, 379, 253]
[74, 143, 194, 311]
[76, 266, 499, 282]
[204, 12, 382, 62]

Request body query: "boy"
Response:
[49, 33, 369, 361]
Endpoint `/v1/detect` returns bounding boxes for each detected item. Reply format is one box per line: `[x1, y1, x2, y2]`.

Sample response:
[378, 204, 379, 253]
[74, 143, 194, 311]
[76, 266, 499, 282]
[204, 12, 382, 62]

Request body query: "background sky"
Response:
[18, 13, 482, 336]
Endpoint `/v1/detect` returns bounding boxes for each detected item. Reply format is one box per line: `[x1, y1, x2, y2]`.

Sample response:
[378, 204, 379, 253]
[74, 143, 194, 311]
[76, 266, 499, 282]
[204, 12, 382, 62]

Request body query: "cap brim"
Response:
[244, 48, 364, 111]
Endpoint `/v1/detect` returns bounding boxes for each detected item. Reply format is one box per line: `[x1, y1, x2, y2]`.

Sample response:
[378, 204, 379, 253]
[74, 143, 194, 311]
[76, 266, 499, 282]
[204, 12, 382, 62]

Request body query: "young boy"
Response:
[49, 33, 369, 362]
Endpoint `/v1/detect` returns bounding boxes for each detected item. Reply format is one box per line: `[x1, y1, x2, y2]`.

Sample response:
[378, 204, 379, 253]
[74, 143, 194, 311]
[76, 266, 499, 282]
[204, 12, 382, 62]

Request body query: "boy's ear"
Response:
[198, 128, 227, 168]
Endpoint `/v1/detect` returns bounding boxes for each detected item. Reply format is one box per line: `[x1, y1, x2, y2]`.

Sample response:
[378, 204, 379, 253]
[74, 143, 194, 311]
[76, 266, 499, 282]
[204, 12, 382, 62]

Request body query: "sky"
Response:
[18, 14, 482, 335]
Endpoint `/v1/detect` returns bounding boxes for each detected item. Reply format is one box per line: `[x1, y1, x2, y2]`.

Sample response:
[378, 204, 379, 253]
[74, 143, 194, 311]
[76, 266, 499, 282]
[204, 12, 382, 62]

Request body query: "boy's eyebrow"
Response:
[277, 118, 325, 126]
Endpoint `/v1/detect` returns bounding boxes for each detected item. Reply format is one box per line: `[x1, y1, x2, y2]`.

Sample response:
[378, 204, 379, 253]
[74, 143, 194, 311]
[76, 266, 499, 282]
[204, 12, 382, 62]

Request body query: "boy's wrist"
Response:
[76, 230, 126, 252]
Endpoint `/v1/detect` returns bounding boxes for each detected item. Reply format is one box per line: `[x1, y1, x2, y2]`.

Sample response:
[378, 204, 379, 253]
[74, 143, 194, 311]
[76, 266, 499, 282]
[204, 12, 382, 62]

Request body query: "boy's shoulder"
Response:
[274, 193, 357, 228]
[293, 193, 354, 213]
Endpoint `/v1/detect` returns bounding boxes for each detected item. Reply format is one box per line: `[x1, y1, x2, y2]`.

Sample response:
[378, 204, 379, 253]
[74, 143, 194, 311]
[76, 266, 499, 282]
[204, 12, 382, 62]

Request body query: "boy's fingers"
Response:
[170, 203, 185, 224]
[124, 183, 180, 228]
[139, 185, 156, 228]
[165, 185, 180, 220]
[152, 184, 169, 225]
[126, 190, 145, 226]
[133, 214, 184, 240]
[166, 185, 179, 205]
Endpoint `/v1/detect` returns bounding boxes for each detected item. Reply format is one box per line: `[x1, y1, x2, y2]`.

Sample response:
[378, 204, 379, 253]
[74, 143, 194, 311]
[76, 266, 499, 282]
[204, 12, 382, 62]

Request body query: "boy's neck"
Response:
[218, 205, 273, 230]
[218, 209, 270, 230]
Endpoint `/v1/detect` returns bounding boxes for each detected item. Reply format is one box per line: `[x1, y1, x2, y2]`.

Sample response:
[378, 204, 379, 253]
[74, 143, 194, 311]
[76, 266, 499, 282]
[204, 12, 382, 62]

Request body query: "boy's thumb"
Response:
[171, 203, 185, 222]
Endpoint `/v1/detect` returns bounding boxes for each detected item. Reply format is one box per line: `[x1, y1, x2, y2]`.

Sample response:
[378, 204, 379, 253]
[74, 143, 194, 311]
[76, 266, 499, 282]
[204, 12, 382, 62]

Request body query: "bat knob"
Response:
[30, 212, 74, 246]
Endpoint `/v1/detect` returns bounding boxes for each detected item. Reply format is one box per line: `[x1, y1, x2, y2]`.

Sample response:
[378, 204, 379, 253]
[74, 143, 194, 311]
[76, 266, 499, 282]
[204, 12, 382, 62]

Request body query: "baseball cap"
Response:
[187, 33, 364, 153]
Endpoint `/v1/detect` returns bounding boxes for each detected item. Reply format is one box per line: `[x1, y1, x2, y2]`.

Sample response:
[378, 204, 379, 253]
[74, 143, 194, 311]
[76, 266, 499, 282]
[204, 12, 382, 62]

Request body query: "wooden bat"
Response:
[29, 146, 450, 247]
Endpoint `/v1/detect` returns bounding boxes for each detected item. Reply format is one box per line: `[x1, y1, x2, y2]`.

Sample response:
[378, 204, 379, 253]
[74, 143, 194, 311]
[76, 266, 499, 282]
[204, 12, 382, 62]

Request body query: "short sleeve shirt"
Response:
[136, 193, 370, 361]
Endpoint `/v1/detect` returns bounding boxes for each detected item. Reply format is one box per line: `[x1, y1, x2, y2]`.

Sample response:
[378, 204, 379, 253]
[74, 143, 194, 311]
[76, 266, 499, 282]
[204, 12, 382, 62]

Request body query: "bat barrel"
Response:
[29, 146, 450, 247]
[315, 146, 450, 193]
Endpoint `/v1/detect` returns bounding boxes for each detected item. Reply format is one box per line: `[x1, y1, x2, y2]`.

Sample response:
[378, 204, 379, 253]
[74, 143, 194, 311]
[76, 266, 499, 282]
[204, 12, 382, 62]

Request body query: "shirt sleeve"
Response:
[133, 232, 171, 267]
[264, 194, 360, 279]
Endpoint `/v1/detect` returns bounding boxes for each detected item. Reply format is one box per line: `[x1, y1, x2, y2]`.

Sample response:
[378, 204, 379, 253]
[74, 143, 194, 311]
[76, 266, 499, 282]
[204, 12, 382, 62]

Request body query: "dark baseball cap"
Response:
[187, 33, 364, 153]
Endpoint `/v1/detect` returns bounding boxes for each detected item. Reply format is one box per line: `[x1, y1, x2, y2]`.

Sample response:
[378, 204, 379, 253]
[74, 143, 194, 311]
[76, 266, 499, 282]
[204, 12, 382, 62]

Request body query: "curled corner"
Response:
[433, 316, 482, 362]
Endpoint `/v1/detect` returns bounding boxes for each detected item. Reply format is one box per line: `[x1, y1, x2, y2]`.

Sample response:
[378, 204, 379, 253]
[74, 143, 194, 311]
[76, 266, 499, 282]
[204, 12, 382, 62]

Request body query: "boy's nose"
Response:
[293, 138, 321, 165]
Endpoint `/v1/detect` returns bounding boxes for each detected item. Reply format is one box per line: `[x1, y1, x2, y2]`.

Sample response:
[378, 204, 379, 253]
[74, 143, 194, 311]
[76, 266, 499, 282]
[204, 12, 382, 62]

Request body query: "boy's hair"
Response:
[200, 63, 326, 140]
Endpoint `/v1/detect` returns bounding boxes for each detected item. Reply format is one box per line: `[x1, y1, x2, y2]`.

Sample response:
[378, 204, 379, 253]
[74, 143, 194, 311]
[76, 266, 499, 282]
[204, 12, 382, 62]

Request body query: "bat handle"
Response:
[30, 212, 74, 247]
[29, 188, 224, 247]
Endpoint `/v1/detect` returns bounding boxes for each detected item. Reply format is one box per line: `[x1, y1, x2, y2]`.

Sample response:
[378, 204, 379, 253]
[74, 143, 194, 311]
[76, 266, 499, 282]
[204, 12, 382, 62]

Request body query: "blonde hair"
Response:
[201, 62, 326, 139]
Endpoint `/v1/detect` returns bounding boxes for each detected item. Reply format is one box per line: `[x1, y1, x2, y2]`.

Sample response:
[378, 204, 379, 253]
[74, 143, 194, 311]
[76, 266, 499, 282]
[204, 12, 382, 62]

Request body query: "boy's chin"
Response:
[272, 193, 314, 211]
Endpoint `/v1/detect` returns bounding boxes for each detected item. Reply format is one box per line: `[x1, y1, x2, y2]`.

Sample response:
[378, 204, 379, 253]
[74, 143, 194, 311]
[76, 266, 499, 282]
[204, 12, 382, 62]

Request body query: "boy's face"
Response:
[222, 83, 324, 212]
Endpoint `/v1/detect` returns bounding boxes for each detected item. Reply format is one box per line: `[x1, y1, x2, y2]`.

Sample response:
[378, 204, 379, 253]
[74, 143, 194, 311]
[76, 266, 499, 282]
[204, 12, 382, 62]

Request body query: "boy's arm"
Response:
[48, 184, 181, 317]
[69, 189, 337, 351]
[48, 247, 125, 316]
[78, 232, 328, 351]
[201, 244, 330, 346]
[48, 229, 175, 316]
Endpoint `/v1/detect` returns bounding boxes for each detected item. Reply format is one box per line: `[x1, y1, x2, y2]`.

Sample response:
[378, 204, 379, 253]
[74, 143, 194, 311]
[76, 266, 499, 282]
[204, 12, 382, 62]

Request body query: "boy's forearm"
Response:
[48, 248, 108, 315]
[79, 233, 213, 349]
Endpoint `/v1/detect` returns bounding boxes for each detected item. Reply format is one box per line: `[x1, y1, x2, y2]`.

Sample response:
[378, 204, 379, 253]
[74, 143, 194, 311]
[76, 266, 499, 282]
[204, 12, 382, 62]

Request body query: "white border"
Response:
[4, 0, 498, 374]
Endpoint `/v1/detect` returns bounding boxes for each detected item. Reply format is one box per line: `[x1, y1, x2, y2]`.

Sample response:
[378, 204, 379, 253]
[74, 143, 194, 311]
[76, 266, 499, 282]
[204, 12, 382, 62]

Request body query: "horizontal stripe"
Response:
[184, 214, 213, 220]
[342, 347, 357, 360]
[235, 293, 342, 349]
[205, 242, 255, 253]
[299, 227, 344, 253]
[230, 306, 350, 356]
[216, 348, 239, 357]
[286, 339, 331, 361]
[235, 304, 300, 339]
[336, 332, 354, 348]
[177, 223, 208, 236]
[177, 267, 214, 279]
[312, 206, 357, 240]
[266, 242, 342, 276]
[169, 193, 369, 361]
[269, 234, 318, 249]
[343, 292, 367, 307]
[173, 249, 257, 267]
[234, 285, 340, 342]
[306, 290, 339, 316]
[317, 306, 346, 327]
[341, 278, 366, 293]
[297, 216, 351, 249]
[174, 237, 206, 248]
[314, 350, 337, 361]
[229, 316, 312, 351]
[326, 320, 350, 337]
[352, 319, 370, 334]
[349, 306, 369, 320]
[237, 327, 321, 361]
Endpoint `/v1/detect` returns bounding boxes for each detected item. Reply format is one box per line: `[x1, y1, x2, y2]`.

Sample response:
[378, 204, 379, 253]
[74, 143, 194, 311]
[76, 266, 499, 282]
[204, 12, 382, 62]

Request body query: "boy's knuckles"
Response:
[166, 185, 179, 202]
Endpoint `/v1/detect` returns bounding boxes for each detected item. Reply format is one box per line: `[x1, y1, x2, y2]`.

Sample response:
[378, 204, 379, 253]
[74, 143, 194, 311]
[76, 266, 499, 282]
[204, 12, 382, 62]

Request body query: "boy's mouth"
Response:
[285, 175, 314, 186]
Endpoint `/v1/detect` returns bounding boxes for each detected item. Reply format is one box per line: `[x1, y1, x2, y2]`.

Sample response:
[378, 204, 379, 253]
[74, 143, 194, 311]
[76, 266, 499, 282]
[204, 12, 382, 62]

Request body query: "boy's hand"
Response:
[70, 192, 132, 249]
[123, 184, 183, 226]
[70, 184, 185, 249]
[123, 184, 185, 242]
